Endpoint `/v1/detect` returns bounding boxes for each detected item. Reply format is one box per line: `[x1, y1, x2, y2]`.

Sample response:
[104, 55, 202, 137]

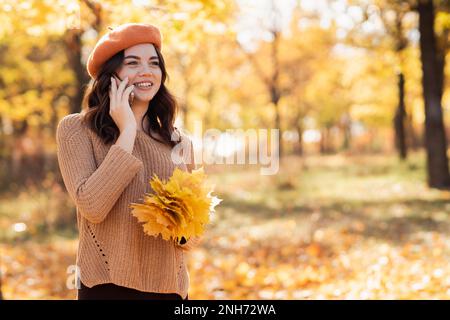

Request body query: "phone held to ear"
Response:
[129, 90, 135, 106]
[113, 74, 134, 106]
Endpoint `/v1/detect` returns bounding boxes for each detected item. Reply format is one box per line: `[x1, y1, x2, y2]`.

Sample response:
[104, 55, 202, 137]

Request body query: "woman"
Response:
[56, 23, 201, 300]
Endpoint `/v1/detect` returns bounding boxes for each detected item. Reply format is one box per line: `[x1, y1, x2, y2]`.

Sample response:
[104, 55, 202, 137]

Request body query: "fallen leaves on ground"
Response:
[1, 153, 450, 299]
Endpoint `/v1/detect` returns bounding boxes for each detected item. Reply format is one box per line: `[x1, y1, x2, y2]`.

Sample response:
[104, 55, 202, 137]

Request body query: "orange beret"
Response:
[86, 23, 162, 79]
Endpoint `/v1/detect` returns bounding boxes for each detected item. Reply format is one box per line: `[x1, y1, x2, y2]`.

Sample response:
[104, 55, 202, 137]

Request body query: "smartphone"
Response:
[113, 73, 134, 106]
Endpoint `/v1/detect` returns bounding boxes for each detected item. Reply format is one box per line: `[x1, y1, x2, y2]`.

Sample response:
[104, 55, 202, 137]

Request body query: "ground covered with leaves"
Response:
[1, 152, 449, 299]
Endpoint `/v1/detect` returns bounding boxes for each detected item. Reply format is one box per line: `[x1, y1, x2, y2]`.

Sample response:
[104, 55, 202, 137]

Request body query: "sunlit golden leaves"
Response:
[130, 167, 221, 244]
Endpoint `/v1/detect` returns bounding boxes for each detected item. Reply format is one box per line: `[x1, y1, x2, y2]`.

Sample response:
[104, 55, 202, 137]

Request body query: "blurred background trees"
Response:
[1, 0, 449, 190]
[1, 0, 450, 300]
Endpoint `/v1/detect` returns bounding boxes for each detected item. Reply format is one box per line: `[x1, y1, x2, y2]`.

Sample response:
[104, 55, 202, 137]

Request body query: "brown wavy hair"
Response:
[81, 46, 181, 147]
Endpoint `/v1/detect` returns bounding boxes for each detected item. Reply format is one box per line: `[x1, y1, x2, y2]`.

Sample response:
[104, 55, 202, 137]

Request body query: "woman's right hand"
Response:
[109, 76, 136, 133]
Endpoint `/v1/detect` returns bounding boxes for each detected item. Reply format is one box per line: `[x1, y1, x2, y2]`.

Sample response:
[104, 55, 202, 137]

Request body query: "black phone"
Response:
[113, 73, 134, 106]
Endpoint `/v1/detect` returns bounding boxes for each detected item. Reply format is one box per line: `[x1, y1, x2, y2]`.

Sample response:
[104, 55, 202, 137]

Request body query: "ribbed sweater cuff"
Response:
[107, 144, 143, 174]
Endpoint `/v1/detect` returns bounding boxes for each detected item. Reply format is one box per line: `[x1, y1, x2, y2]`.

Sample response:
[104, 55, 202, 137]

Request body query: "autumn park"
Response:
[0, 0, 450, 300]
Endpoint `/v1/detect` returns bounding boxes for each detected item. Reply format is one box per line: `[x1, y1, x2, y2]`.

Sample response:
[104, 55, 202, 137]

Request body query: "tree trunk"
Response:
[271, 87, 282, 157]
[320, 127, 332, 154]
[394, 72, 407, 159]
[340, 113, 352, 151]
[64, 1, 102, 114]
[406, 111, 421, 150]
[270, 30, 282, 158]
[342, 126, 351, 151]
[294, 123, 303, 155]
[64, 28, 90, 114]
[418, 0, 450, 188]
[320, 128, 326, 154]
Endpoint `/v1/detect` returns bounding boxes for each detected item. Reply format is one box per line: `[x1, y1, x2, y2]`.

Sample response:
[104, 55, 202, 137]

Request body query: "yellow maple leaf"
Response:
[130, 167, 222, 244]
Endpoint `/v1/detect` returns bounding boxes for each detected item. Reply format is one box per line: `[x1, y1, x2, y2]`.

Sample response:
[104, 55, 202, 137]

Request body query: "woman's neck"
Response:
[132, 101, 149, 131]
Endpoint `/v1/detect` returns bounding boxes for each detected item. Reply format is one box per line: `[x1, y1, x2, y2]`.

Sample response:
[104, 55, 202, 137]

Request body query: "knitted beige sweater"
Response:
[56, 113, 201, 299]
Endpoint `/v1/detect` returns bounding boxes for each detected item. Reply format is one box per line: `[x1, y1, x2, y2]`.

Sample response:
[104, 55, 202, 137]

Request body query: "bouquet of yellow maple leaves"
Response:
[129, 167, 221, 245]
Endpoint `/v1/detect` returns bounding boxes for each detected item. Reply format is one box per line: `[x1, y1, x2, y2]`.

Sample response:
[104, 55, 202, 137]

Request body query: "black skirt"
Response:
[77, 281, 187, 300]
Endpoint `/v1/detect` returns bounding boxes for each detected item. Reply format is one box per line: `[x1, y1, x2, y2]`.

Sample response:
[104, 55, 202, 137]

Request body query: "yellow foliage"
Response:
[130, 167, 222, 244]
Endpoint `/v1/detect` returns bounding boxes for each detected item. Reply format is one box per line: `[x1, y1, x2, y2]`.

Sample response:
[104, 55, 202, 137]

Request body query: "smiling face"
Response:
[116, 43, 162, 104]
